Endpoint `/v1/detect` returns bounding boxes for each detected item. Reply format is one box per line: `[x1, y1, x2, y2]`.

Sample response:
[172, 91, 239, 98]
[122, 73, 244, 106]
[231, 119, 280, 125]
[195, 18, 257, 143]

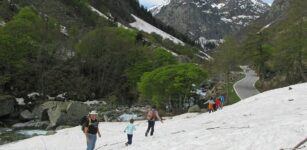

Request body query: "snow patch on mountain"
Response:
[89, 5, 129, 29]
[16, 98, 25, 106]
[211, 3, 226, 9]
[221, 17, 233, 23]
[148, 0, 171, 16]
[130, 14, 184, 45]
[60, 25, 69, 36]
[196, 50, 213, 61]
[197, 37, 224, 49]
[2, 83, 307, 150]
[258, 20, 277, 33]
[0, 20, 5, 27]
[88, 5, 109, 20]
[162, 47, 179, 57]
[202, 10, 213, 14]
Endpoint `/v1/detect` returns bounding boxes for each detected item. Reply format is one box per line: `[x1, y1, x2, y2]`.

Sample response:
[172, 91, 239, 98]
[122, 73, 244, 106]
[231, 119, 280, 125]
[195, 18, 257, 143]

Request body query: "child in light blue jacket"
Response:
[124, 119, 136, 146]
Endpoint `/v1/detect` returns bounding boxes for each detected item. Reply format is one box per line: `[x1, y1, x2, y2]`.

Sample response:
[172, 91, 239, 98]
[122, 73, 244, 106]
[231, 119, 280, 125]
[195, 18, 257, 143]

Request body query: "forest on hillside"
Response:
[0, 0, 206, 111]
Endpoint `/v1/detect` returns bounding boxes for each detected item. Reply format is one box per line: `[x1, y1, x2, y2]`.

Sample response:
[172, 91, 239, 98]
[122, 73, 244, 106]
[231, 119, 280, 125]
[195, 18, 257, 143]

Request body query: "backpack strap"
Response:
[88, 118, 92, 125]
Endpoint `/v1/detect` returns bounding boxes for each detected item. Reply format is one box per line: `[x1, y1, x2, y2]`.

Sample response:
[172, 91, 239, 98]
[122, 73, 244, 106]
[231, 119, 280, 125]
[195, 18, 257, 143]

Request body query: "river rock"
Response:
[35, 101, 89, 126]
[103, 114, 109, 122]
[20, 110, 35, 120]
[0, 95, 16, 117]
[188, 105, 201, 113]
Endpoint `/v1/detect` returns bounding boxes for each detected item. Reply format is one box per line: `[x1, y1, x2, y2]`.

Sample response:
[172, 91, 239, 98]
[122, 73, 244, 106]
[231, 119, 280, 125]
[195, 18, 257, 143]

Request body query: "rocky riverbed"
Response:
[0, 94, 149, 145]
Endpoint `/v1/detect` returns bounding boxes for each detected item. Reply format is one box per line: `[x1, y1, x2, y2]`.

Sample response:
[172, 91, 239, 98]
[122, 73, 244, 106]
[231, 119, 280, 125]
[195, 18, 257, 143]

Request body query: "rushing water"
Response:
[0, 128, 48, 145]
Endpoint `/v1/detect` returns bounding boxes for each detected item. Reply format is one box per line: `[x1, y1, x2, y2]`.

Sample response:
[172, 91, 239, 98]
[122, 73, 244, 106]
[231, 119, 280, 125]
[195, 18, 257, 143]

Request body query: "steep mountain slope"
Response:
[129, 14, 184, 45]
[229, 0, 292, 44]
[0, 0, 189, 46]
[0, 0, 206, 103]
[213, 0, 307, 91]
[86, 3, 185, 45]
[1, 83, 307, 150]
[263, 0, 290, 23]
[151, 0, 270, 49]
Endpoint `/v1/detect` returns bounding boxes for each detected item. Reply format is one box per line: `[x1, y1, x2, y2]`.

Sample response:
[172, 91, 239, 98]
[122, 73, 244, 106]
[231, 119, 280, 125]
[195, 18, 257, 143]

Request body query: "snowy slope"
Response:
[1, 83, 307, 150]
[88, 5, 129, 29]
[88, 5, 109, 20]
[88, 5, 183, 46]
[130, 14, 185, 45]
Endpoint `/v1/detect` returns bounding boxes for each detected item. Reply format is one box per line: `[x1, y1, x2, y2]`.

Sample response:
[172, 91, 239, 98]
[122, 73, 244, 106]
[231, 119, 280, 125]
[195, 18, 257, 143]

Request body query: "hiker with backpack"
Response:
[215, 97, 221, 110]
[124, 119, 136, 146]
[145, 105, 163, 137]
[83, 111, 101, 150]
[204, 97, 215, 113]
[220, 95, 225, 109]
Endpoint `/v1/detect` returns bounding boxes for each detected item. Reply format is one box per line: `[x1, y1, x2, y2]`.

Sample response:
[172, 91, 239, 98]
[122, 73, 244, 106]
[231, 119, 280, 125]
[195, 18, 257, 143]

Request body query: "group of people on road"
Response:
[204, 95, 225, 113]
[81, 105, 163, 150]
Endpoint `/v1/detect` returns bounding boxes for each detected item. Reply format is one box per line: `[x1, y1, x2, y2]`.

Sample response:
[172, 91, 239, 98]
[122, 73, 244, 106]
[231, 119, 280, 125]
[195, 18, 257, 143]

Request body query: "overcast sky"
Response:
[138, 0, 274, 8]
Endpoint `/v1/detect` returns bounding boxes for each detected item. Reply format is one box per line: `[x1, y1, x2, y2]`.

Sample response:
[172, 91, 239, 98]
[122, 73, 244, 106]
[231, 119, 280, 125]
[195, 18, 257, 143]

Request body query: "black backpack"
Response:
[80, 115, 88, 131]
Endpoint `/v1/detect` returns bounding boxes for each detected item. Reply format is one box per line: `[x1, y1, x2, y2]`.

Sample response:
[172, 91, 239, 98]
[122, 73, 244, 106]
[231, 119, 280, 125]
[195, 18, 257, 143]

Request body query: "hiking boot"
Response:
[145, 132, 148, 137]
[125, 142, 128, 146]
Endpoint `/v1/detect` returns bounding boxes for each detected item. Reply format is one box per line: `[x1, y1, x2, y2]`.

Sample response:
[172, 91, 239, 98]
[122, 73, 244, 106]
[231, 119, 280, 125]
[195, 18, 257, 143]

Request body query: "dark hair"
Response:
[152, 105, 157, 109]
[130, 119, 134, 123]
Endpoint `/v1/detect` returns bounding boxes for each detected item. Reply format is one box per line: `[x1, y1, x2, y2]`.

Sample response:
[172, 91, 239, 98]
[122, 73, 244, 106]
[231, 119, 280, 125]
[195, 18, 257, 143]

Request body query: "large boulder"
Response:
[0, 95, 16, 117]
[35, 101, 89, 126]
[188, 105, 201, 113]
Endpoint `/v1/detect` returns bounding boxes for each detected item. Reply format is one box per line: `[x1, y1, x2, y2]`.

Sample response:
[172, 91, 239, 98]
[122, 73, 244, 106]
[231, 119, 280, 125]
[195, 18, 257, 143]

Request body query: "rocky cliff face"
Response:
[151, 0, 270, 49]
[263, 0, 290, 23]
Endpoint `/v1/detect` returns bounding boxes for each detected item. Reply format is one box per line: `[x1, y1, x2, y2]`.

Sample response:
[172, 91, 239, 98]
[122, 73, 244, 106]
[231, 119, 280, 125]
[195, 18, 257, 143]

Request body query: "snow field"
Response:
[1, 83, 307, 150]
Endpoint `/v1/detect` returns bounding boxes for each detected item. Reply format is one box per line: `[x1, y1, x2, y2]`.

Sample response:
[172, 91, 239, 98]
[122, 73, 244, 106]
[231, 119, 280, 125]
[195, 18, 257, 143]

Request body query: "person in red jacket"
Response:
[215, 98, 221, 110]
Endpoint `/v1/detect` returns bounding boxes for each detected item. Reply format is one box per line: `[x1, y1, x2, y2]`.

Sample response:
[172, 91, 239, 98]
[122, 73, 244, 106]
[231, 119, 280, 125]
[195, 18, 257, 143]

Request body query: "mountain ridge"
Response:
[150, 0, 270, 49]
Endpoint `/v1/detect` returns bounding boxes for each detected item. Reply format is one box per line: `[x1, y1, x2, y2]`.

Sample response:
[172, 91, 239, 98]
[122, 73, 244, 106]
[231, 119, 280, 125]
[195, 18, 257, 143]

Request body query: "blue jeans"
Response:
[146, 120, 155, 136]
[87, 134, 97, 150]
[127, 134, 133, 145]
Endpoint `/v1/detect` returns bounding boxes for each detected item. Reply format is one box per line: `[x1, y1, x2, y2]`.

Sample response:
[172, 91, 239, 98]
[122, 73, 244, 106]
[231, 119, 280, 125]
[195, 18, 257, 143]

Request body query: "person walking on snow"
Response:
[204, 97, 215, 113]
[220, 95, 225, 109]
[124, 119, 136, 146]
[215, 97, 221, 110]
[145, 105, 163, 136]
[84, 111, 101, 150]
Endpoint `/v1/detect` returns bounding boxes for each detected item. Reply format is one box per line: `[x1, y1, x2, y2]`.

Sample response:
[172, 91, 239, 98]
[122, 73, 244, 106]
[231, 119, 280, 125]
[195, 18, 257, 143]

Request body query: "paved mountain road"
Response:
[234, 66, 260, 100]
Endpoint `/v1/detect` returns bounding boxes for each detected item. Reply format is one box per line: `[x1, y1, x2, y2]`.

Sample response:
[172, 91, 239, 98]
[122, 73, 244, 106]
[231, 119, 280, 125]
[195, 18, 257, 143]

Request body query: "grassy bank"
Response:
[225, 82, 241, 105]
